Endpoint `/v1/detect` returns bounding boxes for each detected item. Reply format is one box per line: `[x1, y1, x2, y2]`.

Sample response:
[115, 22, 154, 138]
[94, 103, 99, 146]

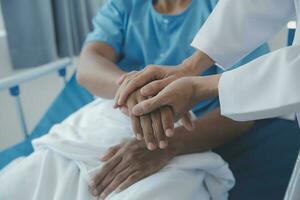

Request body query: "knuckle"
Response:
[115, 174, 125, 183]
[146, 65, 157, 73]
[136, 93, 145, 102]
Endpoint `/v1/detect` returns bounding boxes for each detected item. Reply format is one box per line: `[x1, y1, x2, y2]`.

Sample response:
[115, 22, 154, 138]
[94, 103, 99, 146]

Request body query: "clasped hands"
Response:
[114, 65, 197, 150]
[90, 64, 221, 199]
[89, 65, 197, 199]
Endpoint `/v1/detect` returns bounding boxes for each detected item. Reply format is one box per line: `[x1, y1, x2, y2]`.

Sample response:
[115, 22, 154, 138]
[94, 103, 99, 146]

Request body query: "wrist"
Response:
[181, 50, 214, 75]
[192, 74, 220, 102]
[167, 128, 186, 156]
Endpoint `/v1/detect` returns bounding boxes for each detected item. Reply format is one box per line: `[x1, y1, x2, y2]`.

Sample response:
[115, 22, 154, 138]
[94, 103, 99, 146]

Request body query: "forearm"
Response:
[169, 108, 254, 156]
[77, 44, 125, 99]
[192, 74, 221, 102]
[182, 50, 215, 75]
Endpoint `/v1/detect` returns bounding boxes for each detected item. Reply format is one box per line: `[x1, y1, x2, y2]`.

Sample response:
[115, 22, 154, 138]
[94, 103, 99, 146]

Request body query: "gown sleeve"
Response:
[218, 45, 300, 121]
[191, 0, 296, 69]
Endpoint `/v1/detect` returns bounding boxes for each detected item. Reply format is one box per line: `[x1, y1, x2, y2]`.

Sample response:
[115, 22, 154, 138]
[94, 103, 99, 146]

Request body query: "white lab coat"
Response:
[191, 0, 300, 199]
[192, 0, 300, 124]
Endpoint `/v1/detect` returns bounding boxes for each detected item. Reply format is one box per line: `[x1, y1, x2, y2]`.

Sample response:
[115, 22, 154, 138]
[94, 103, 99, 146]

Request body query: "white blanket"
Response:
[0, 99, 235, 200]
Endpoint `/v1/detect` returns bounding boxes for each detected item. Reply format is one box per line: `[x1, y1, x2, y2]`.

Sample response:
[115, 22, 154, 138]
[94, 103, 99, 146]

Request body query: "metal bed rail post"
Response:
[9, 86, 29, 138]
[58, 68, 67, 85]
[287, 21, 296, 46]
[0, 58, 73, 138]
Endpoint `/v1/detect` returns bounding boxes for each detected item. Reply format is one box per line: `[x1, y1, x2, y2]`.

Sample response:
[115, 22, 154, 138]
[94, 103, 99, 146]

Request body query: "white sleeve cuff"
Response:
[191, 34, 237, 71]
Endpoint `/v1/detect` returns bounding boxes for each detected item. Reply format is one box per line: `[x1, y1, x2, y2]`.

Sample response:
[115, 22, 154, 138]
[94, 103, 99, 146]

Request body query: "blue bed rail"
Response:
[0, 58, 72, 138]
[288, 21, 296, 46]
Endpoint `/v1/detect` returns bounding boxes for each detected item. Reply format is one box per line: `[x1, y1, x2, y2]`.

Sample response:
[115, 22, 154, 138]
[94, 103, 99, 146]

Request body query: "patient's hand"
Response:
[90, 140, 174, 199]
[124, 89, 175, 150]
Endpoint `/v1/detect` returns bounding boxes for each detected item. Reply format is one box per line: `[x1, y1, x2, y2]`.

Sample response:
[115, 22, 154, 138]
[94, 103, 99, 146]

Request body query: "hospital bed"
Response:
[0, 22, 298, 200]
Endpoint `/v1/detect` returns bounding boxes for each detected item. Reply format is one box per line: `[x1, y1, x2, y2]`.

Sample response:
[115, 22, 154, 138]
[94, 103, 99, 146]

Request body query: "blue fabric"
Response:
[86, 0, 269, 117]
[0, 75, 94, 169]
[288, 29, 296, 46]
[215, 119, 300, 200]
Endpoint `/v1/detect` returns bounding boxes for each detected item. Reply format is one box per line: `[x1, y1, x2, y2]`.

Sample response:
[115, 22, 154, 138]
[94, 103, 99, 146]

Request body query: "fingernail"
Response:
[136, 134, 142, 140]
[118, 99, 122, 106]
[159, 141, 168, 149]
[92, 189, 98, 196]
[166, 129, 174, 137]
[147, 143, 156, 151]
[113, 102, 119, 109]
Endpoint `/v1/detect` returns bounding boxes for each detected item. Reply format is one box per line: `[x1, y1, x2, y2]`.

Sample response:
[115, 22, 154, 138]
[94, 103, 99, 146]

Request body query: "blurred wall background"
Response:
[1, 0, 105, 69]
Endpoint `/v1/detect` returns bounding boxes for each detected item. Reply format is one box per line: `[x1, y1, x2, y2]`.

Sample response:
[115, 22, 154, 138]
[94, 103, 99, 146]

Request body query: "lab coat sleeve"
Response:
[218, 45, 300, 121]
[191, 0, 295, 69]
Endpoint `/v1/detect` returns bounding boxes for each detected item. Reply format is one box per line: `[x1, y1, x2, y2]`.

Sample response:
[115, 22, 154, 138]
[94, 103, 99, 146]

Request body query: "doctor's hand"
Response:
[122, 89, 175, 150]
[113, 51, 215, 108]
[114, 65, 196, 108]
[90, 139, 174, 199]
[132, 75, 221, 122]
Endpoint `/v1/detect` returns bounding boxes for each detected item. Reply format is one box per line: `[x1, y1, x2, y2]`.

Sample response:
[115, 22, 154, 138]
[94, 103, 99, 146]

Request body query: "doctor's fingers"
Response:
[151, 110, 168, 149]
[117, 67, 164, 106]
[132, 92, 170, 116]
[140, 76, 174, 97]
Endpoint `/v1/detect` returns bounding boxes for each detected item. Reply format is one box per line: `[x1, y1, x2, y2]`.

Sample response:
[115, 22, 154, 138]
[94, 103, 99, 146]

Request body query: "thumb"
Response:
[180, 113, 195, 131]
[141, 77, 173, 97]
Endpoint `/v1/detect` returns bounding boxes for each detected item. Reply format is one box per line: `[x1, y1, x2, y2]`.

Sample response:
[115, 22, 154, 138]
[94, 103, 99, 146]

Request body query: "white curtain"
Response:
[1, 0, 105, 69]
